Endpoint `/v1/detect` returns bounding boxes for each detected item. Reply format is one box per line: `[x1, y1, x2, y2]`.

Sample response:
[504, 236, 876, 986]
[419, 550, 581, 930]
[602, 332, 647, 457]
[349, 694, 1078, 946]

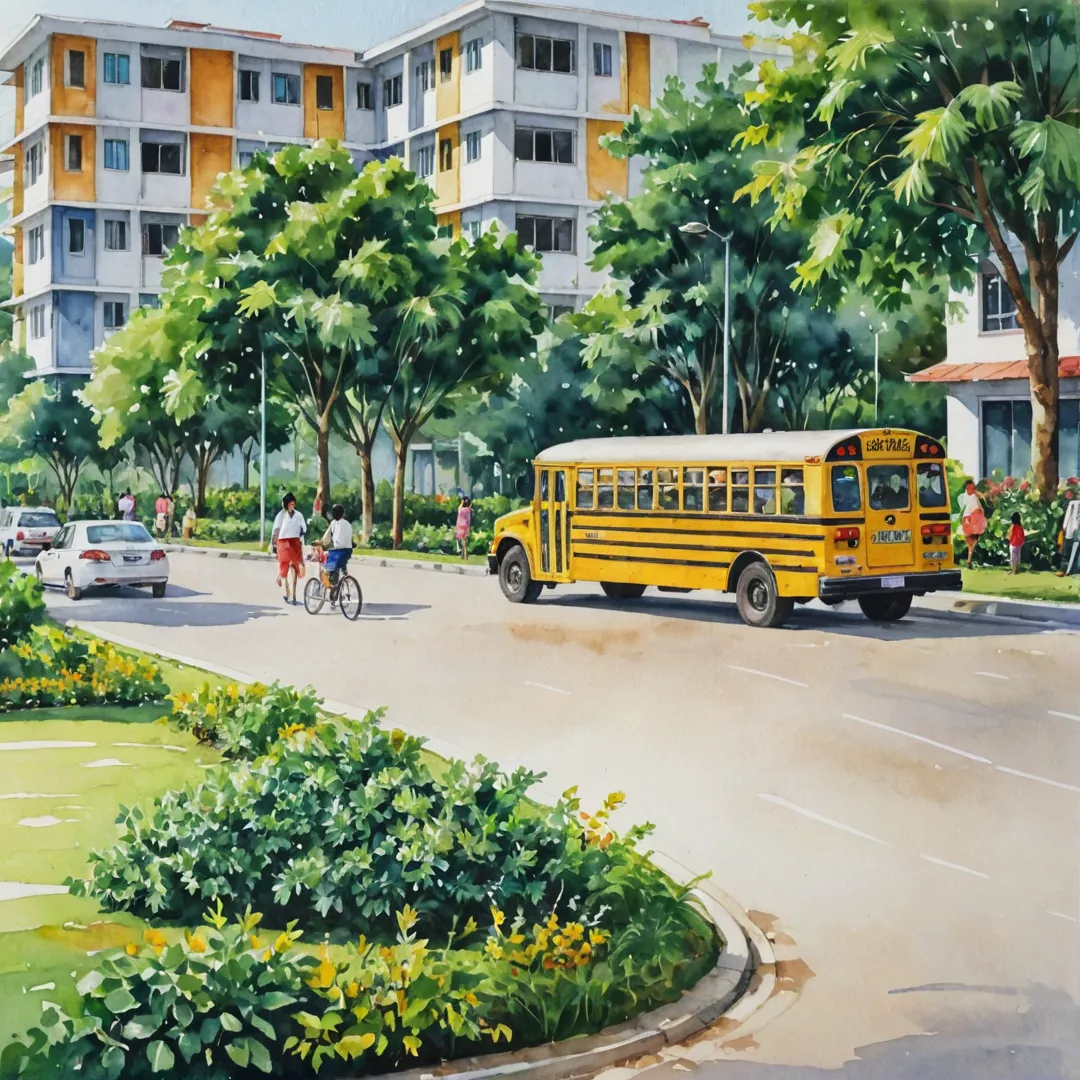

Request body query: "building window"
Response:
[141, 55, 184, 92]
[981, 271, 1020, 332]
[103, 301, 126, 329]
[416, 59, 435, 92]
[26, 141, 43, 186]
[272, 72, 301, 105]
[141, 140, 184, 175]
[30, 58, 43, 97]
[316, 74, 334, 110]
[143, 222, 180, 257]
[67, 49, 86, 88]
[518, 34, 575, 73]
[104, 219, 129, 251]
[593, 42, 613, 77]
[239, 69, 259, 102]
[415, 144, 435, 178]
[27, 225, 45, 264]
[68, 218, 85, 255]
[1061, 399, 1080, 478]
[465, 129, 481, 163]
[983, 399, 1032, 478]
[465, 37, 483, 73]
[65, 134, 83, 171]
[437, 223, 454, 239]
[382, 74, 403, 108]
[356, 81, 372, 109]
[465, 219, 482, 241]
[139, 293, 161, 309]
[238, 149, 255, 167]
[104, 138, 130, 171]
[514, 126, 575, 164]
[104, 52, 130, 84]
[29, 305, 46, 340]
[440, 48, 453, 81]
[546, 303, 574, 322]
[516, 215, 574, 253]
[439, 138, 453, 172]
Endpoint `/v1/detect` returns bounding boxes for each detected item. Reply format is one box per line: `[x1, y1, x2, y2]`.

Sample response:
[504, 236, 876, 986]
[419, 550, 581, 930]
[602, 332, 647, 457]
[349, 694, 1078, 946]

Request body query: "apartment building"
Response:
[0, 1, 759, 377]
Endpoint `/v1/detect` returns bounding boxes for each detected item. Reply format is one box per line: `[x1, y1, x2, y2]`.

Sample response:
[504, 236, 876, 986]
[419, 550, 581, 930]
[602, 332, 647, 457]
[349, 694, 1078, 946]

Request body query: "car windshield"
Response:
[85, 524, 152, 544]
[20, 512, 59, 528]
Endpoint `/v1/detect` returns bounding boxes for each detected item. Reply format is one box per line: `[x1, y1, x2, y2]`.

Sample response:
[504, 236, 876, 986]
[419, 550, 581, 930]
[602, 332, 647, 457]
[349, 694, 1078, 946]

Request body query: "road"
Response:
[39, 552, 1080, 1078]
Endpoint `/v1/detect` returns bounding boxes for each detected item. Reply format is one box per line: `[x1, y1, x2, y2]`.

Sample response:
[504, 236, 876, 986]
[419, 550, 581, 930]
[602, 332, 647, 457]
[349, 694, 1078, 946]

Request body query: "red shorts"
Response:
[276, 537, 304, 576]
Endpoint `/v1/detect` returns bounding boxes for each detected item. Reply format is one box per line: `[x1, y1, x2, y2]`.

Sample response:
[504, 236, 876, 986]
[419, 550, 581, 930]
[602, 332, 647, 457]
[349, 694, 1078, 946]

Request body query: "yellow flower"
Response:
[464, 991, 479, 1006]
[250, 935, 261, 950]
[462, 917, 478, 937]
[508, 933, 525, 945]
[545, 913, 559, 932]
[484, 940, 504, 960]
[273, 933, 292, 954]
[185, 932, 207, 954]
[346, 982, 360, 999]
[589, 930, 607, 946]
[564, 923, 584, 942]
[490, 906, 505, 929]
[125, 943, 139, 956]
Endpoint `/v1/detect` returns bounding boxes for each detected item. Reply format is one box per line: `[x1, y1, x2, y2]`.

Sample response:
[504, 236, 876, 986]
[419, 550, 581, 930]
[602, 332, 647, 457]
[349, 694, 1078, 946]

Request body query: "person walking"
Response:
[154, 492, 172, 539]
[1007, 512, 1025, 575]
[271, 492, 307, 605]
[117, 490, 134, 521]
[455, 496, 472, 561]
[320, 503, 353, 582]
[958, 480, 987, 568]
[182, 504, 197, 540]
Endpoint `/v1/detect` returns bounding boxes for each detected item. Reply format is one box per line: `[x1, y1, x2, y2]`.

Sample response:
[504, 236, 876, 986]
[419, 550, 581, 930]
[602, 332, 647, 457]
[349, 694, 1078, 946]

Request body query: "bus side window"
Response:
[831, 465, 861, 513]
[916, 462, 947, 508]
[637, 468, 654, 509]
[754, 468, 777, 514]
[617, 469, 635, 510]
[781, 468, 805, 515]
[683, 468, 704, 510]
[658, 468, 679, 510]
[731, 469, 750, 513]
[540, 470, 550, 501]
[708, 468, 727, 511]
[577, 469, 595, 509]
[597, 468, 614, 509]
[555, 471, 566, 501]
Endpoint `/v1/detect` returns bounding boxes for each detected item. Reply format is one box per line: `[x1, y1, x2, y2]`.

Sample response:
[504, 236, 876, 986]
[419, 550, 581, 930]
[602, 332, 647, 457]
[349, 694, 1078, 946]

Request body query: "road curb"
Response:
[911, 590, 1080, 628]
[161, 545, 489, 577]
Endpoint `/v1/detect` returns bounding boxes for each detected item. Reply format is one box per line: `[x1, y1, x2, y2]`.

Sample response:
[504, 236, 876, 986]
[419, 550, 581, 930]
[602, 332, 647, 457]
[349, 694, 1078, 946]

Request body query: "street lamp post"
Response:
[259, 350, 267, 547]
[679, 221, 734, 435]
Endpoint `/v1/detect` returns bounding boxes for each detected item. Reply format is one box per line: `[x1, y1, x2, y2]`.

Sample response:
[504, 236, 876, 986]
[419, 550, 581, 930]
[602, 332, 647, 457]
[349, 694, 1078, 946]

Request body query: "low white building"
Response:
[909, 258, 1080, 483]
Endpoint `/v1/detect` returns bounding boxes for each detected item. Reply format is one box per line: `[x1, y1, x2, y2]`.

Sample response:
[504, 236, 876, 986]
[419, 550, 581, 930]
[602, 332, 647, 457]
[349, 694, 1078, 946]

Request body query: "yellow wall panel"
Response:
[188, 213, 208, 227]
[51, 123, 96, 201]
[304, 64, 344, 140]
[50, 34, 96, 117]
[12, 145, 24, 216]
[434, 123, 460, 206]
[14, 65, 24, 134]
[12, 230, 23, 298]
[437, 210, 461, 238]
[190, 49, 234, 128]
[626, 33, 651, 110]
[586, 119, 628, 201]
[435, 32, 460, 121]
[190, 133, 234, 210]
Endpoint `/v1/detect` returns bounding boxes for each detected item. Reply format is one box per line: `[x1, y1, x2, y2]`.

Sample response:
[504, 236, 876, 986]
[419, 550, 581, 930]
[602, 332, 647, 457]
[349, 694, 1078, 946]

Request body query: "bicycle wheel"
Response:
[337, 574, 363, 621]
[303, 577, 326, 615]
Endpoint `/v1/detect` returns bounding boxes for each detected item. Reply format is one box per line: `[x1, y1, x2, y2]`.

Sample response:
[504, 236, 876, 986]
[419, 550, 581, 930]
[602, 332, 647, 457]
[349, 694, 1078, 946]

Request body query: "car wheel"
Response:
[65, 573, 82, 601]
[735, 563, 793, 629]
[152, 582, 167, 599]
[600, 581, 646, 599]
[858, 592, 913, 622]
[499, 546, 542, 604]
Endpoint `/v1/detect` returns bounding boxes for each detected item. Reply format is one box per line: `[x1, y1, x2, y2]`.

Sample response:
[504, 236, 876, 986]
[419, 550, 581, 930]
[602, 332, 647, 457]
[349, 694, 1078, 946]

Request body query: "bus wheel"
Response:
[499, 547, 542, 603]
[601, 582, 646, 599]
[736, 564, 793, 629]
[858, 592, 913, 622]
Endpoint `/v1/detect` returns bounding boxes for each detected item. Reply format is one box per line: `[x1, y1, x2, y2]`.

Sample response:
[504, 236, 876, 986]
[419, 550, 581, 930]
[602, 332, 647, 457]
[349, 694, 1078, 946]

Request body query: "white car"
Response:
[35, 520, 169, 600]
[0, 506, 62, 557]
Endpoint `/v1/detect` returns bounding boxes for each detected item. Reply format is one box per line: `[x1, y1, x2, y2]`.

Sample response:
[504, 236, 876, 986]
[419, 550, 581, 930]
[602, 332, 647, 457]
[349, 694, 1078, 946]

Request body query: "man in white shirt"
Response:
[270, 492, 307, 605]
[320, 504, 354, 582]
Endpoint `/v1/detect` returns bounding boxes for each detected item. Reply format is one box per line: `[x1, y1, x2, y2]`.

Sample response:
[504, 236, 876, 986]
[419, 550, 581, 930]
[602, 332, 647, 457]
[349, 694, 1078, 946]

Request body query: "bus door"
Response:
[864, 462, 916, 569]
[538, 467, 571, 580]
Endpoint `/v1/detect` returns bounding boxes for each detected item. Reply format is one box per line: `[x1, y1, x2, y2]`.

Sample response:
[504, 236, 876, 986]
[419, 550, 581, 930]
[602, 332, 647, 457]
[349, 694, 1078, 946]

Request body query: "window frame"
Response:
[66, 49, 86, 89]
[464, 129, 482, 163]
[830, 463, 862, 514]
[271, 71, 301, 105]
[416, 58, 435, 92]
[514, 125, 575, 164]
[141, 55, 184, 92]
[103, 52, 131, 85]
[593, 41, 613, 77]
[65, 133, 83, 172]
[916, 461, 948, 509]
[439, 137, 453, 172]
[141, 140, 184, 176]
[866, 464, 912, 512]
[464, 37, 483, 73]
[981, 397, 1033, 480]
[239, 69, 260, 102]
[382, 74, 403, 108]
[67, 217, 85, 256]
[29, 304, 47, 340]
[440, 47, 454, 81]
[515, 214, 575, 254]
[30, 58, 44, 97]
[27, 224, 45, 265]
[415, 144, 435, 178]
[103, 300, 126, 330]
[355, 81, 373, 110]
[465, 218, 482, 241]
[104, 218, 129, 251]
[26, 141, 43, 186]
[576, 469, 595, 510]
[103, 137, 129, 171]
[980, 270, 1021, 334]
[517, 33, 575, 73]
[315, 73, 334, 111]
[143, 221, 181, 257]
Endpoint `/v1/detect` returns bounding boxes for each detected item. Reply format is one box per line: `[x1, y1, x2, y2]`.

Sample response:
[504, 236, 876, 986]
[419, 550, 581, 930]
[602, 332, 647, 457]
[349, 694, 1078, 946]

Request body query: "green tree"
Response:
[587, 65, 872, 435]
[739, 0, 1080, 496]
[0, 264, 13, 344]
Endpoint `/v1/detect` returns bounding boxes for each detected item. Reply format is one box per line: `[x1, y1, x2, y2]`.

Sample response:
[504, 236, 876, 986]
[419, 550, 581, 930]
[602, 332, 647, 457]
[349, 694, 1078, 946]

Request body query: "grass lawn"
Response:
[176, 537, 488, 567]
[0, 711, 219, 1045]
[962, 567, 1080, 604]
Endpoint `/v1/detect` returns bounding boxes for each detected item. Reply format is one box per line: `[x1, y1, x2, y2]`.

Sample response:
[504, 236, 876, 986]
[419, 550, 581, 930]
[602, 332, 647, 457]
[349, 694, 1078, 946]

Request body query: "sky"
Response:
[0, 0, 752, 139]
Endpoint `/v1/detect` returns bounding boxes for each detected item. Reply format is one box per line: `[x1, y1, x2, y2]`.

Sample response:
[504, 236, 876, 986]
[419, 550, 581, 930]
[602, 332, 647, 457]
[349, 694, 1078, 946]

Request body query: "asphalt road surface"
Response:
[39, 553, 1080, 1078]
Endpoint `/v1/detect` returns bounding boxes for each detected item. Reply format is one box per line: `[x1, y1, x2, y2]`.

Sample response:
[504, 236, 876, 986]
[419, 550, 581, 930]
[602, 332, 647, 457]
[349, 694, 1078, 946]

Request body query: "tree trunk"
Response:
[1029, 237, 1060, 501]
[358, 446, 376, 544]
[315, 413, 331, 513]
[391, 438, 409, 550]
[195, 447, 220, 517]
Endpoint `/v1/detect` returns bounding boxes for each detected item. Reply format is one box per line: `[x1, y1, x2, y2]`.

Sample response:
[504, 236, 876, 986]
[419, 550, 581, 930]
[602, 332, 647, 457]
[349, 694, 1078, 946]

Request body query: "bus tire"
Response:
[601, 581, 646, 599]
[735, 564, 793, 629]
[499, 546, 542, 604]
[858, 592, 913, 622]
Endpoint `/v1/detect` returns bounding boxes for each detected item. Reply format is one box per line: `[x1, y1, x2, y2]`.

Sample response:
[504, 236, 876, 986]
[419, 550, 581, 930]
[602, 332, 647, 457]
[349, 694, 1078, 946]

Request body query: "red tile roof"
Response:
[908, 356, 1080, 383]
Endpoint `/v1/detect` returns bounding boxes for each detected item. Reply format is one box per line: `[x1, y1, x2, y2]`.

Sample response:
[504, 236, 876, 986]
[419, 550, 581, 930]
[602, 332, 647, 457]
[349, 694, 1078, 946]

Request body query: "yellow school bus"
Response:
[488, 428, 960, 628]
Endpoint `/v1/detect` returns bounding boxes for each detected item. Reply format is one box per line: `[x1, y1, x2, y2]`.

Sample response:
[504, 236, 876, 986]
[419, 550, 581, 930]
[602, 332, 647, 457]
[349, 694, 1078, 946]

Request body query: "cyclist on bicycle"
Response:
[320, 504, 354, 583]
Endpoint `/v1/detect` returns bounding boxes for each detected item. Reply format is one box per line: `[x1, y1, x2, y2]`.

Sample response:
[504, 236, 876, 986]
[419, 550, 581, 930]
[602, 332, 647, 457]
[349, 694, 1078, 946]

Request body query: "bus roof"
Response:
[534, 430, 891, 465]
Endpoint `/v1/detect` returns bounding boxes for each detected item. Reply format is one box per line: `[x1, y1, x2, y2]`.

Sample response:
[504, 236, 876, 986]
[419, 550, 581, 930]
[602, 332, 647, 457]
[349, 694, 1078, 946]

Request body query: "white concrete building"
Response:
[1, 2, 766, 375]
[908, 256, 1080, 483]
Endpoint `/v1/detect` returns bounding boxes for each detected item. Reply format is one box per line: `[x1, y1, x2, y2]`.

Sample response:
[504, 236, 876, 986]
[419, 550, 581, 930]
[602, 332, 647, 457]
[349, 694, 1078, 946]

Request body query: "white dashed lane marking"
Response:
[920, 854, 990, 880]
[525, 681, 571, 696]
[757, 794, 891, 847]
[730, 666, 810, 689]
[842, 713, 992, 764]
[1049, 710, 1080, 723]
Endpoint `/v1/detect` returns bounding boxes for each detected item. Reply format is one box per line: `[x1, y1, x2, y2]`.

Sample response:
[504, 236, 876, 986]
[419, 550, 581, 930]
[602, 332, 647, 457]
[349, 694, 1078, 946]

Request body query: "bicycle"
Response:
[303, 562, 363, 620]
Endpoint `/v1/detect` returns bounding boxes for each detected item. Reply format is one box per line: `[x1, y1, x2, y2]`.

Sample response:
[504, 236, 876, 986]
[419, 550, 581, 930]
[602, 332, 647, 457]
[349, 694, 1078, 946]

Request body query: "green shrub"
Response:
[402, 522, 455, 554]
[198, 519, 260, 544]
[167, 682, 321, 758]
[0, 562, 46, 651]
